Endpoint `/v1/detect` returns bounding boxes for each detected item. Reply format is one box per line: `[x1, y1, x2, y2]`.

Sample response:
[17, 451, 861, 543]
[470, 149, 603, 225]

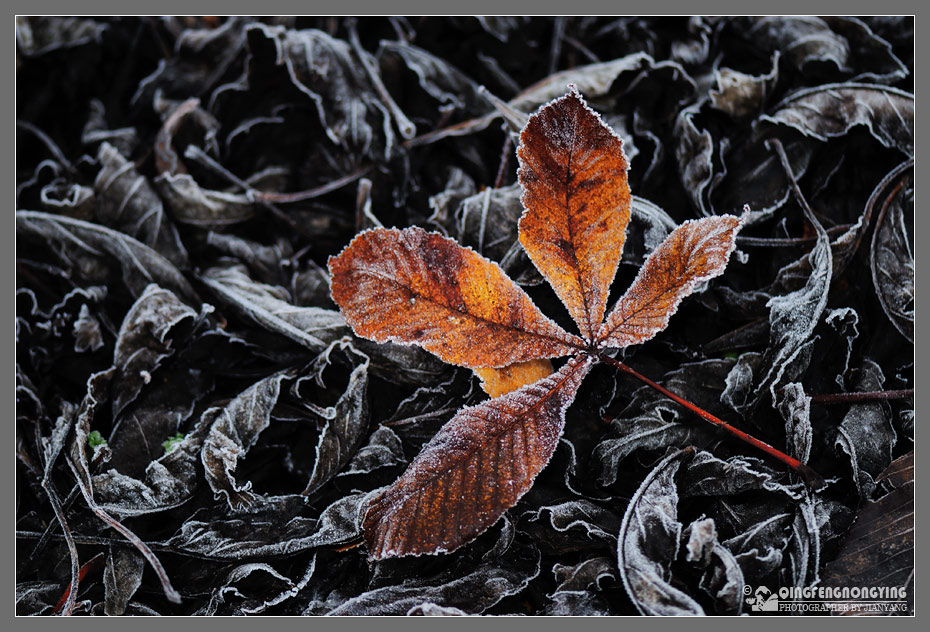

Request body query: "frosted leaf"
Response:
[517, 87, 631, 340]
[363, 356, 592, 559]
[617, 448, 705, 616]
[201, 265, 348, 353]
[598, 214, 745, 349]
[329, 226, 582, 369]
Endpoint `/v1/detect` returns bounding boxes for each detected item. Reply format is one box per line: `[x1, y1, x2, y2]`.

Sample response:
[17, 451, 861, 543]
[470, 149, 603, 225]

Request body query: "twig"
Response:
[494, 135, 513, 189]
[548, 17, 565, 75]
[736, 224, 851, 247]
[767, 138, 829, 243]
[29, 484, 80, 562]
[40, 479, 80, 615]
[253, 166, 372, 203]
[600, 354, 825, 489]
[51, 552, 105, 615]
[16, 120, 75, 173]
[346, 19, 416, 140]
[183, 145, 368, 243]
[809, 389, 913, 405]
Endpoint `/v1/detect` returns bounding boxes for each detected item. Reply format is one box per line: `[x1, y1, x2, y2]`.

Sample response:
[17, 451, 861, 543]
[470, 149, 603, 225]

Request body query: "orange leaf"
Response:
[363, 355, 592, 560]
[329, 226, 583, 368]
[517, 88, 632, 341]
[596, 214, 745, 349]
[473, 358, 554, 398]
[329, 89, 757, 562]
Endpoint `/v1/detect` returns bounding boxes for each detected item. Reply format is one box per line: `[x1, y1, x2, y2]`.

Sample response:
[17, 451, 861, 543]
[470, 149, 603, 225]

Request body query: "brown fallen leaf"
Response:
[517, 89, 631, 341]
[363, 356, 592, 559]
[820, 451, 914, 616]
[329, 87, 746, 560]
[329, 225, 584, 369]
[597, 215, 745, 349]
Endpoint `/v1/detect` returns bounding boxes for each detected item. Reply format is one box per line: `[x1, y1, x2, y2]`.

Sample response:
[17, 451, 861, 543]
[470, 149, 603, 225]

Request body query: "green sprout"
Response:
[87, 430, 107, 449]
[162, 432, 186, 454]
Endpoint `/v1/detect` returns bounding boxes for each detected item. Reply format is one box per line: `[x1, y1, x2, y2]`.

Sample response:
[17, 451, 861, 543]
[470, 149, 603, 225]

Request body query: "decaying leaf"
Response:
[103, 548, 145, 616]
[165, 492, 372, 560]
[201, 371, 292, 510]
[301, 341, 371, 495]
[820, 452, 914, 615]
[761, 84, 914, 156]
[326, 542, 542, 615]
[94, 142, 189, 268]
[870, 168, 914, 342]
[109, 284, 202, 418]
[834, 360, 895, 500]
[751, 186, 833, 409]
[617, 448, 704, 616]
[16, 210, 198, 304]
[200, 265, 348, 353]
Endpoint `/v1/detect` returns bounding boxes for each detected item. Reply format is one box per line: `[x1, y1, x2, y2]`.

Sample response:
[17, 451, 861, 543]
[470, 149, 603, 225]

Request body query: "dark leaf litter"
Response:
[16, 16, 913, 615]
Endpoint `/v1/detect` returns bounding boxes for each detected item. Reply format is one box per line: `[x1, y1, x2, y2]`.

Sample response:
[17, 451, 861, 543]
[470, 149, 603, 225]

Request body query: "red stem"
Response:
[52, 553, 105, 615]
[600, 354, 825, 489]
[809, 389, 913, 405]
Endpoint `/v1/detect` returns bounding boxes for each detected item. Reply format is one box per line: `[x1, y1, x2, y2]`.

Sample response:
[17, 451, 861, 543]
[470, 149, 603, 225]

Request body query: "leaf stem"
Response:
[809, 389, 913, 405]
[599, 354, 825, 489]
[40, 479, 80, 615]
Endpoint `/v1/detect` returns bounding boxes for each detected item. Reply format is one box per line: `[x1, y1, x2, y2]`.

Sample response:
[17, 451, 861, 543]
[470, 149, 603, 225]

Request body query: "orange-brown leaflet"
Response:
[329, 227, 584, 369]
[517, 89, 631, 341]
[363, 355, 592, 560]
[473, 359, 554, 398]
[596, 215, 744, 349]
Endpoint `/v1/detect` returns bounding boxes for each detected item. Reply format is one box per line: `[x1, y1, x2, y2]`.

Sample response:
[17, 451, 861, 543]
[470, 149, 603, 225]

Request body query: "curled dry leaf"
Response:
[103, 548, 144, 616]
[327, 542, 542, 615]
[200, 265, 348, 353]
[761, 83, 914, 156]
[201, 371, 291, 511]
[16, 210, 198, 304]
[870, 168, 913, 342]
[329, 88, 745, 561]
[94, 142, 189, 268]
[301, 341, 371, 496]
[110, 284, 201, 418]
[617, 447, 704, 616]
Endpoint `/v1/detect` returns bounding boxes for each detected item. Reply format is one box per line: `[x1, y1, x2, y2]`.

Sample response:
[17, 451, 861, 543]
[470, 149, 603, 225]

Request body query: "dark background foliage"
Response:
[16, 16, 913, 615]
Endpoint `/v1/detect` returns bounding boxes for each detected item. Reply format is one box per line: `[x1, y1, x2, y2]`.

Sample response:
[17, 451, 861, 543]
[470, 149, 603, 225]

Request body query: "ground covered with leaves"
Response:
[16, 16, 913, 616]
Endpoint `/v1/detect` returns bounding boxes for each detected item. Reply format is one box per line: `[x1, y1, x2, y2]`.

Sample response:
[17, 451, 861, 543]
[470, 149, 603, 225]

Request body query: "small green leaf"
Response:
[88, 430, 107, 449]
[162, 432, 185, 454]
